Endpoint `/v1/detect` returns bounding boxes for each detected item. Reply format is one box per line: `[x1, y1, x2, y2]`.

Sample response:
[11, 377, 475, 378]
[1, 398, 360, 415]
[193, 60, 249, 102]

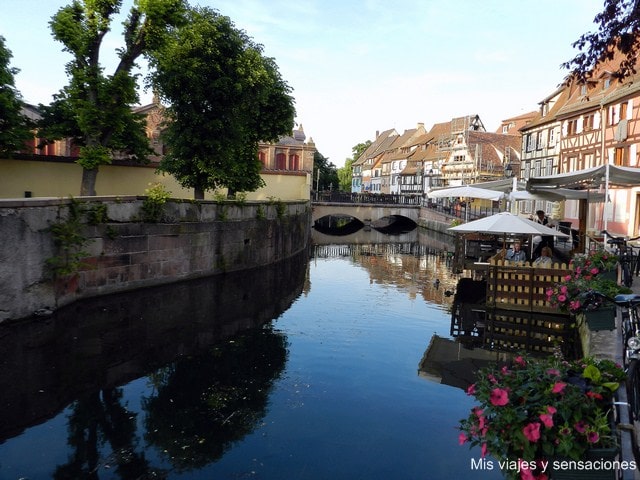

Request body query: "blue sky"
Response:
[2, 1, 603, 166]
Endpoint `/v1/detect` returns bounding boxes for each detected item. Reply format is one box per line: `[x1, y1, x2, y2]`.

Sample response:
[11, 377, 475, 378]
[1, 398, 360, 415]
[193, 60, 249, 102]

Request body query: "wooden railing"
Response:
[485, 258, 572, 313]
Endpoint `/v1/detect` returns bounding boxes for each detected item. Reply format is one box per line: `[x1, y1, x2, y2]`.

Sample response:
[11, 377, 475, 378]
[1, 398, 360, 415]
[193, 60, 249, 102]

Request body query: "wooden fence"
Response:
[485, 259, 572, 313]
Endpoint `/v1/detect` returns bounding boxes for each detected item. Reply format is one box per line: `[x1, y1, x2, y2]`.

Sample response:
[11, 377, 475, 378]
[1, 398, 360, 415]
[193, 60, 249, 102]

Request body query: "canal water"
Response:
[0, 229, 504, 480]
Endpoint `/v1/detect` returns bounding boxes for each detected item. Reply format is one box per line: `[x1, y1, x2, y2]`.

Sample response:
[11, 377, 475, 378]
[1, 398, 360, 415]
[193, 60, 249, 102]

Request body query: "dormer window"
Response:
[604, 78, 611, 90]
[580, 84, 588, 96]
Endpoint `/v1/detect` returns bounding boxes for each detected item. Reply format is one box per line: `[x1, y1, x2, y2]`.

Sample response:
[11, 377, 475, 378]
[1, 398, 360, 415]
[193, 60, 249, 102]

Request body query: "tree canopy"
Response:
[313, 151, 338, 191]
[337, 141, 371, 191]
[38, 0, 186, 196]
[563, 0, 640, 81]
[147, 6, 296, 199]
[0, 36, 33, 157]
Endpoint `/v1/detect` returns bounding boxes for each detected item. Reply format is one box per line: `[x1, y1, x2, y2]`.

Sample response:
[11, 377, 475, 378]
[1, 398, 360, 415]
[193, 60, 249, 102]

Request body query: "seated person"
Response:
[505, 241, 527, 262]
[532, 246, 553, 267]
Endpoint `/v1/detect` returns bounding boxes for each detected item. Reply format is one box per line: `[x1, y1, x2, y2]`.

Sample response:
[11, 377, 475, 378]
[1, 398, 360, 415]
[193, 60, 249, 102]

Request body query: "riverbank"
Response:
[0, 196, 311, 322]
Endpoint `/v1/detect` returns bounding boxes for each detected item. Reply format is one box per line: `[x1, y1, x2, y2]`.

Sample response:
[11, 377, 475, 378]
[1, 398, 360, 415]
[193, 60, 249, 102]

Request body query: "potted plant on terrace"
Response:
[458, 354, 625, 480]
[570, 249, 619, 280]
[545, 267, 630, 330]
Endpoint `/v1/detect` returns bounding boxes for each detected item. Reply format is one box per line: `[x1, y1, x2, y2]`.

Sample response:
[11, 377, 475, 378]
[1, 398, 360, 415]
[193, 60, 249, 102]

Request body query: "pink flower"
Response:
[575, 420, 587, 433]
[569, 299, 581, 311]
[557, 294, 567, 302]
[515, 356, 526, 367]
[546, 368, 560, 376]
[546, 406, 557, 414]
[481, 442, 487, 458]
[552, 382, 567, 394]
[539, 413, 554, 428]
[523, 422, 541, 442]
[489, 388, 509, 406]
[560, 285, 568, 294]
[520, 464, 536, 480]
[587, 431, 600, 443]
[458, 432, 468, 445]
[466, 383, 476, 396]
[590, 267, 600, 275]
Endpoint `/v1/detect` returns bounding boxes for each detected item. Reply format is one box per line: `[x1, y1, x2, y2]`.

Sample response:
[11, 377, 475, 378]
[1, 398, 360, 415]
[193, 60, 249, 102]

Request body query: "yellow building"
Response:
[0, 100, 315, 201]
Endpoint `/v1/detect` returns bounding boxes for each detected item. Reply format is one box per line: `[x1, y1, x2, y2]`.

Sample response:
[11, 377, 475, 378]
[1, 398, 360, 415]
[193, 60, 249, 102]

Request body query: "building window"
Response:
[548, 128, 555, 147]
[567, 119, 578, 135]
[526, 134, 535, 152]
[289, 154, 299, 170]
[621, 102, 628, 121]
[584, 113, 595, 131]
[276, 152, 286, 170]
[609, 105, 619, 126]
[536, 131, 544, 150]
[258, 151, 266, 166]
[615, 147, 628, 166]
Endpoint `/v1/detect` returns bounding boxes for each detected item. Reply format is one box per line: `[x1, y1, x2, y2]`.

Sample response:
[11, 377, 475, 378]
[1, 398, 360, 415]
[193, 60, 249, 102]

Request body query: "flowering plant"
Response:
[546, 250, 629, 313]
[545, 271, 628, 313]
[458, 354, 625, 480]
[570, 248, 618, 273]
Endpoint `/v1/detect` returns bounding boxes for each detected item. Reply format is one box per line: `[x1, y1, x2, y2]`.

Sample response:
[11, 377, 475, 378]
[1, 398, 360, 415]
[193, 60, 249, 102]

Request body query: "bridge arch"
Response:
[311, 202, 420, 225]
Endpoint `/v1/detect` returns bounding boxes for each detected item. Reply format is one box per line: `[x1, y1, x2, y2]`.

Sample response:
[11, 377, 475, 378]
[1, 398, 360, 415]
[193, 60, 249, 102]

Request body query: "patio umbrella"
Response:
[448, 211, 568, 252]
[448, 212, 568, 237]
[427, 184, 505, 201]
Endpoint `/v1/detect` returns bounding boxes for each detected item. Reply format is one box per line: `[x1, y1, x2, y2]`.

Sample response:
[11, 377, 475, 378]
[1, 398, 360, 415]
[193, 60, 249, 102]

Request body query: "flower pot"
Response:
[583, 306, 616, 331]
[550, 447, 619, 479]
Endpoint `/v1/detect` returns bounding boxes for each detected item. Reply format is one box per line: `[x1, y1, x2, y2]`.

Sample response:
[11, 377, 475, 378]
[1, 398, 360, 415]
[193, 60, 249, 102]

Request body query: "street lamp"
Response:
[504, 163, 513, 178]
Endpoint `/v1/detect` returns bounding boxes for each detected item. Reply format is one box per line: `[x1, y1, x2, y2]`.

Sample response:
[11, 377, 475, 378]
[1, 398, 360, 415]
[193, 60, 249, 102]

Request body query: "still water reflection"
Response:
[0, 230, 503, 480]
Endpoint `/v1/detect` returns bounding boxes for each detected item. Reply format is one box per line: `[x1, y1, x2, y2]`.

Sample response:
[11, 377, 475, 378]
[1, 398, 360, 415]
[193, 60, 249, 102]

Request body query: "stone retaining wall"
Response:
[0, 196, 311, 322]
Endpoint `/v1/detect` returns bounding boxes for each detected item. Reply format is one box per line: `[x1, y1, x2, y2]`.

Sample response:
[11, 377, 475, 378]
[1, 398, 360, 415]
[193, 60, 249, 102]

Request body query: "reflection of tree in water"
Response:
[54, 388, 163, 480]
[142, 324, 288, 472]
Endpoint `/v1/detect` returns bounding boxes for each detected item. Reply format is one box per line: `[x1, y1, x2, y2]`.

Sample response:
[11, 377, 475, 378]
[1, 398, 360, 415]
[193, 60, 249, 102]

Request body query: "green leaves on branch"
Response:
[78, 145, 111, 170]
[147, 6, 295, 198]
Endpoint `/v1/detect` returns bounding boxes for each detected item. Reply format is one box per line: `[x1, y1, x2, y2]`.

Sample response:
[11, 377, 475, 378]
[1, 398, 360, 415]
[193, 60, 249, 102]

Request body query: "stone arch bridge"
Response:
[311, 202, 420, 226]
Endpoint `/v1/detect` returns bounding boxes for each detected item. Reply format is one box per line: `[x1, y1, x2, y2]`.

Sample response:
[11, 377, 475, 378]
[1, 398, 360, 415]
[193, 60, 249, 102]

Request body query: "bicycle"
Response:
[582, 289, 640, 460]
[602, 230, 640, 288]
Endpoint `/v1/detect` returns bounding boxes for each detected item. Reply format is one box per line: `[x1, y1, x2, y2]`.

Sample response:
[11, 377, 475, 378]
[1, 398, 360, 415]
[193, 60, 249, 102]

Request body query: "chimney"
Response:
[376, 130, 380, 138]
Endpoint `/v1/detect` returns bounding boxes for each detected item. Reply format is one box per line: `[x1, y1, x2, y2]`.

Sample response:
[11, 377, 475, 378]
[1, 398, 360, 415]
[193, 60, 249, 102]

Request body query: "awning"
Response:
[527, 165, 640, 189]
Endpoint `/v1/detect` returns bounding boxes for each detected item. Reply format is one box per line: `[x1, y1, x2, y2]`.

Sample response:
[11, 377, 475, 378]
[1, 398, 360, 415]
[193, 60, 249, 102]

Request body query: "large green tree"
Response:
[147, 7, 296, 199]
[0, 36, 32, 157]
[38, 0, 186, 196]
[563, 0, 640, 81]
[313, 151, 338, 191]
[337, 141, 371, 191]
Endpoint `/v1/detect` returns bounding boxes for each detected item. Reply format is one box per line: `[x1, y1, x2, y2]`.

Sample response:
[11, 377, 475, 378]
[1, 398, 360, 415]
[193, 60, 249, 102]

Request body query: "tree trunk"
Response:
[194, 187, 204, 200]
[80, 167, 99, 196]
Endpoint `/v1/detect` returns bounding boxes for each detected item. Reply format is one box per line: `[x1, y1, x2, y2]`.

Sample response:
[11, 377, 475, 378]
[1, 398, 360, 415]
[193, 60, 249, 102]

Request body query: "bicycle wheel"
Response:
[626, 358, 640, 459]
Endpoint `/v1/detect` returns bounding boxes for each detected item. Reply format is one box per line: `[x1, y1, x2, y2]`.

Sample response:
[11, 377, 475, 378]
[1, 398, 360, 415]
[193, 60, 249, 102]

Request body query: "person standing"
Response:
[533, 210, 554, 259]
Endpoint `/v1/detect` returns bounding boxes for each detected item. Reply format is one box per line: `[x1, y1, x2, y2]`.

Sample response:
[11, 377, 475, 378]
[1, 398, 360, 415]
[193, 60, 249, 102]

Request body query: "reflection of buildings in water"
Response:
[418, 334, 512, 391]
[449, 280, 579, 359]
[311, 228, 419, 246]
[311, 242, 460, 306]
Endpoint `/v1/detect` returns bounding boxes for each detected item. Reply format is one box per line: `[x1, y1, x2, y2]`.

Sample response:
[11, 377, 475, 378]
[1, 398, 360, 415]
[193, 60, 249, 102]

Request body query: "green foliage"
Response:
[459, 354, 624, 479]
[256, 204, 265, 220]
[142, 182, 171, 222]
[85, 202, 109, 225]
[563, 0, 640, 81]
[147, 6, 295, 198]
[313, 151, 339, 191]
[38, 0, 186, 195]
[233, 192, 247, 205]
[0, 35, 33, 156]
[46, 199, 91, 278]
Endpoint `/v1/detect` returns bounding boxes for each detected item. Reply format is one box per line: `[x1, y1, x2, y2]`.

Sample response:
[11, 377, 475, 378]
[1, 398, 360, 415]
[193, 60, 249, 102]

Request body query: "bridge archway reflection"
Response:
[313, 214, 417, 236]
